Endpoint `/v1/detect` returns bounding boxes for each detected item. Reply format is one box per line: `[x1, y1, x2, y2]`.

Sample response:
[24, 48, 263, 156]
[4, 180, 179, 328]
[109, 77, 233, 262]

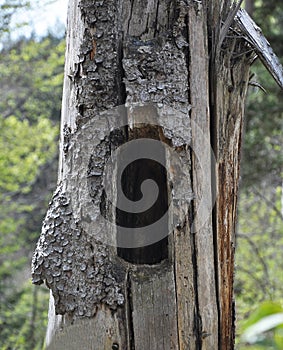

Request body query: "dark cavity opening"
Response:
[116, 127, 169, 265]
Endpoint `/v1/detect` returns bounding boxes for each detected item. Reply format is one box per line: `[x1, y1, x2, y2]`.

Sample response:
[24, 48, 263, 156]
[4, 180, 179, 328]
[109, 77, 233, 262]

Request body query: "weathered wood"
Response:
[121, 2, 197, 349]
[211, 11, 252, 350]
[47, 307, 126, 350]
[130, 265, 178, 350]
[174, 224, 196, 349]
[236, 8, 283, 89]
[188, 3, 219, 349]
[217, 0, 243, 53]
[31, 0, 265, 349]
[32, 0, 128, 344]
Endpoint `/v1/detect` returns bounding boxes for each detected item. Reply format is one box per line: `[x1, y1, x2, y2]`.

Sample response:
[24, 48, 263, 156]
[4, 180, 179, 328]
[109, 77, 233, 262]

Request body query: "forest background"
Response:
[0, 0, 282, 349]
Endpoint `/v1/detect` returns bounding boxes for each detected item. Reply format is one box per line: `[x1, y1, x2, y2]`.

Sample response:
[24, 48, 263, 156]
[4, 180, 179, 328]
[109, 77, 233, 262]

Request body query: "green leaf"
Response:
[242, 313, 283, 344]
[242, 302, 283, 330]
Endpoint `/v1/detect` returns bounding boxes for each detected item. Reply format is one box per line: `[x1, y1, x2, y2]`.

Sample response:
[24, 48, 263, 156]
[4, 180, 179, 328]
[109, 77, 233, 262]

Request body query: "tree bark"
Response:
[32, 0, 253, 349]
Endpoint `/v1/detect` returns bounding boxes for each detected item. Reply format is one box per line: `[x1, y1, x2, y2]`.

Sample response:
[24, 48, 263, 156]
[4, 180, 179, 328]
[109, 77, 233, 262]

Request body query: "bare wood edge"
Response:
[236, 8, 283, 89]
[218, 0, 244, 52]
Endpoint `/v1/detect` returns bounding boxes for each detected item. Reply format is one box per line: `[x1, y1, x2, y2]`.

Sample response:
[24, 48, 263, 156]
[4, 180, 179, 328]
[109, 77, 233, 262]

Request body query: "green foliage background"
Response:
[235, 0, 283, 348]
[0, 32, 65, 349]
[0, 0, 282, 349]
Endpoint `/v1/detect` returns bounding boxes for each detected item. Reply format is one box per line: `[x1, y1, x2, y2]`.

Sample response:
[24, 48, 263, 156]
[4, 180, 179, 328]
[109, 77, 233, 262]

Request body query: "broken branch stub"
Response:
[236, 8, 283, 89]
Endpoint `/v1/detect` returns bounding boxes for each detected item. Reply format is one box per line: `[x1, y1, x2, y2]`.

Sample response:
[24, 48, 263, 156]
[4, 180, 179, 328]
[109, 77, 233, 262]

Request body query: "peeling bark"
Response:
[210, 7, 252, 349]
[32, 0, 256, 349]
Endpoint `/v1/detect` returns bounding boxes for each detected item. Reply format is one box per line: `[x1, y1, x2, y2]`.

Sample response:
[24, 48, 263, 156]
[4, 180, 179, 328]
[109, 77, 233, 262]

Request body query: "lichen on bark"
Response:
[32, 183, 124, 318]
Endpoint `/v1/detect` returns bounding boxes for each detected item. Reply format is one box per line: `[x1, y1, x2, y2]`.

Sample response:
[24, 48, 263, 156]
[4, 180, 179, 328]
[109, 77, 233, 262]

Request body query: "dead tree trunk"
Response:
[32, 1, 255, 349]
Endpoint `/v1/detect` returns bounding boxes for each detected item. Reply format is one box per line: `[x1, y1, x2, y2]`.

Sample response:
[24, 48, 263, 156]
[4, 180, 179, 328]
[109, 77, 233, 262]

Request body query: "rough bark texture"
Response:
[32, 0, 254, 349]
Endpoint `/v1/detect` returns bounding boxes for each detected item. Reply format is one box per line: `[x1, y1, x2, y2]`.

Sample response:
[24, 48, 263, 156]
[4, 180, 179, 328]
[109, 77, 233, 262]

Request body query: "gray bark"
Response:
[32, 1, 255, 349]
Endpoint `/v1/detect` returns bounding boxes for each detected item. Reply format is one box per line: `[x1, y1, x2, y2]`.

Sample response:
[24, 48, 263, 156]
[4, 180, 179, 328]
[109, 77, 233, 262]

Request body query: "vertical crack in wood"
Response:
[172, 238, 181, 350]
[126, 270, 136, 350]
[127, 0, 135, 35]
[184, 13, 191, 106]
[209, 22, 222, 350]
[211, 189, 221, 350]
[116, 38, 127, 106]
[184, 9, 202, 349]
[191, 206, 202, 349]
[208, 3, 253, 348]
[154, 0, 160, 38]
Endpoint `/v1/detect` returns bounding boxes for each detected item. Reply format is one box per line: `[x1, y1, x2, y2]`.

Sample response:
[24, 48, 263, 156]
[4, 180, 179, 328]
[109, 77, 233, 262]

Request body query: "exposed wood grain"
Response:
[130, 265, 178, 350]
[47, 307, 126, 350]
[218, 0, 244, 52]
[211, 17, 252, 350]
[174, 224, 197, 349]
[188, 3, 219, 349]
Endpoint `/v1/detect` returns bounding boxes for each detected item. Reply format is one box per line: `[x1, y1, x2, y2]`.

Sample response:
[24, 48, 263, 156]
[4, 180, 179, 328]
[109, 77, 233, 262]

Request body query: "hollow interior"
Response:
[116, 127, 169, 264]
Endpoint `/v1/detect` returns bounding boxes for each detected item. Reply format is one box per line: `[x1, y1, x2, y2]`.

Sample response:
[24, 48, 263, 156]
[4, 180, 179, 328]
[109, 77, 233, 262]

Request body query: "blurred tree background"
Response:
[0, 0, 282, 349]
[0, 1, 65, 348]
[235, 0, 283, 349]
